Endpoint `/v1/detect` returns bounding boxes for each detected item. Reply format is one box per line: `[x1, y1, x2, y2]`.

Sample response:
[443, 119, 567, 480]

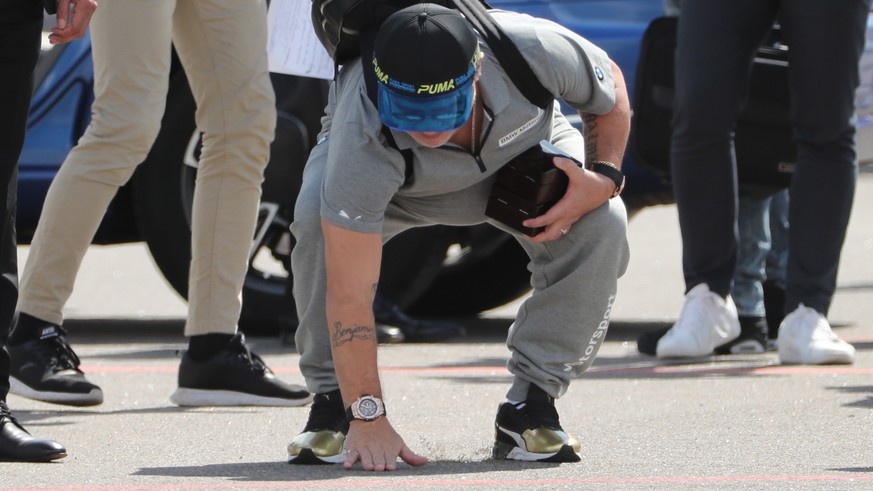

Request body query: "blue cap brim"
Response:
[377, 80, 474, 132]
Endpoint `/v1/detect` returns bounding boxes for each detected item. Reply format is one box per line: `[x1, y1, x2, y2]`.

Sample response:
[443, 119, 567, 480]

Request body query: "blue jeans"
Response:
[733, 190, 788, 317]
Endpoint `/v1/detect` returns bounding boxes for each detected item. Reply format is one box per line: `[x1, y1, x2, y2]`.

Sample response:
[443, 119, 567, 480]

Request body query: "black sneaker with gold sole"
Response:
[287, 389, 348, 464]
[492, 384, 581, 463]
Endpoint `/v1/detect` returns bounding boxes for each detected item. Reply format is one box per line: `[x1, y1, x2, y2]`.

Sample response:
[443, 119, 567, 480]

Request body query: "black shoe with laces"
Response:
[8, 325, 103, 406]
[170, 333, 312, 407]
[0, 401, 67, 462]
[492, 384, 581, 462]
[373, 295, 466, 343]
[287, 389, 348, 464]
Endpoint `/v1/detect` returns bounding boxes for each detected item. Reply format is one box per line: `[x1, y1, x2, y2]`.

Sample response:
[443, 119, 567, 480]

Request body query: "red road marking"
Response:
[79, 364, 873, 375]
[6, 473, 873, 490]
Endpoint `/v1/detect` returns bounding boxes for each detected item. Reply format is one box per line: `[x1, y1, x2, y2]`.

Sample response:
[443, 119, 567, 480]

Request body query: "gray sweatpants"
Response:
[291, 133, 630, 401]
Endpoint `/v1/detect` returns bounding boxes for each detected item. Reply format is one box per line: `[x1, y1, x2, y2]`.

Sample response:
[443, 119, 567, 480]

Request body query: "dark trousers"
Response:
[671, 0, 870, 315]
[0, 0, 43, 400]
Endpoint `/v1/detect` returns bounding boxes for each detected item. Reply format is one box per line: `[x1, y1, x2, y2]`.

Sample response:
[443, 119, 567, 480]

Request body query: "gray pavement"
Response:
[2, 174, 873, 490]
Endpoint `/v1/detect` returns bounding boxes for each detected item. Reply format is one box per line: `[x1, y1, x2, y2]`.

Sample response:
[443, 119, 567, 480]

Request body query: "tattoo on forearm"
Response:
[332, 321, 376, 347]
[582, 113, 598, 161]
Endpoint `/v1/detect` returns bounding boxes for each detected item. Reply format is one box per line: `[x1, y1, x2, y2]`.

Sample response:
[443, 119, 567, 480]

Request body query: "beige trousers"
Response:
[18, 0, 276, 336]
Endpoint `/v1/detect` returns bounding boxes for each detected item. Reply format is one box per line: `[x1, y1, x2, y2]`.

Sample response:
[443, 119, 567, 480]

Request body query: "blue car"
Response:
[20, 0, 873, 332]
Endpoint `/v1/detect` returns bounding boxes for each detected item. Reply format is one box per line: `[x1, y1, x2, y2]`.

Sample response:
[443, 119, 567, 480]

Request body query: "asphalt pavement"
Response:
[2, 173, 872, 490]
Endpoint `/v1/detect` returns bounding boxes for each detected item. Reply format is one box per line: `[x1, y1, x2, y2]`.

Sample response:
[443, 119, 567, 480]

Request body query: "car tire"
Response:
[407, 225, 533, 317]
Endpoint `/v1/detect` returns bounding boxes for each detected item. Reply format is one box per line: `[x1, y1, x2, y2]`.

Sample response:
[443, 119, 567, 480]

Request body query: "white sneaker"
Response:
[657, 283, 741, 358]
[777, 304, 855, 365]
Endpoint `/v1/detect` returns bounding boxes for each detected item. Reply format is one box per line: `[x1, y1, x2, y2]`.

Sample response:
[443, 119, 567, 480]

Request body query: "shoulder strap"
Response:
[452, 0, 553, 109]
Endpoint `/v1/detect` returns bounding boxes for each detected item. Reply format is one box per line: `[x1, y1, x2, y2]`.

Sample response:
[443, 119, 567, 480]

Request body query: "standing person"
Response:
[286, 4, 630, 469]
[8, 0, 312, 408]
[654, 0, 868, 364]
[1, 0, 96, 461]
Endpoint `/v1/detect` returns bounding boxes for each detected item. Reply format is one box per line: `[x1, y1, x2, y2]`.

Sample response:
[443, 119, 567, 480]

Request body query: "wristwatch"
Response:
[345, 395, 386, 422]
[591, 161, 625, 198]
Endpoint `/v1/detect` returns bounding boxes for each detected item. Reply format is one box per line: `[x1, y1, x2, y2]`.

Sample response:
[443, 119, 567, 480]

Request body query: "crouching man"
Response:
[287, 3, 630, 469]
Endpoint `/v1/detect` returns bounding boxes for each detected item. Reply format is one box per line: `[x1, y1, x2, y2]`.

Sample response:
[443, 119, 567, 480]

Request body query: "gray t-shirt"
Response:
[317, 9, 617, 233]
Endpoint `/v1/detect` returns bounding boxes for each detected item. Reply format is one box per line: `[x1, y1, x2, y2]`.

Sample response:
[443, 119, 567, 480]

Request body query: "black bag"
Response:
[630, 16, 796, 192]
[485, 141, 570, 236]
[311, 0, 451, 65]
[310, 0, 553, 109]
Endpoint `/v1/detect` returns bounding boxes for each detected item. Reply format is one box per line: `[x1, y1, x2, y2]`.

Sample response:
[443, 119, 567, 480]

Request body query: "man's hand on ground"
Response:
[344, 417, 428, 471]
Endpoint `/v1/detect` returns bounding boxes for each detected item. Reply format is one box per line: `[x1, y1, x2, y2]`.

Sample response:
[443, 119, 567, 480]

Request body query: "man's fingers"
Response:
[359, 448, 375, 471]
[552, 156, 581, 180]
[55, 0, 70, 29]
[50, 0, 97, 44]
[399, 444, 429, 466]
[342, 448, 359, 469]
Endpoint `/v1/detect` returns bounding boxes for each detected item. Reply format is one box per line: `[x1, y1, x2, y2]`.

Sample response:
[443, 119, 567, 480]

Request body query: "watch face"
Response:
[358, 397, 379, 418]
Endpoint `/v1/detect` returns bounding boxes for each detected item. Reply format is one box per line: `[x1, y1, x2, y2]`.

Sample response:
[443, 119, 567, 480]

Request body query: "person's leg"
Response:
[0, 1, 66, 462]
[763, 189, 788, 341]
[171, 0, 275, 337]
[654, 0, 778, 358]
[287, 139, 348, 464]
[765, 189, 789, 285]
[167, 0, 309, 406]
[0, 0, 45, 403]
[16, 0, 174, 327]
[670, 0, 777, 297]
[715, 192, 771, 354]
[774, 0, 869, 364]
[779, 0, 868, 315]
[9, 0, 176, 407]
[291, 140, 334, 394]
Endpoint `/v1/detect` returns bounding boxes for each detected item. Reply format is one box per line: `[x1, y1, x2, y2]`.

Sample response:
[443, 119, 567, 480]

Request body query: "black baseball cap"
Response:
[373, 3, 481, 132]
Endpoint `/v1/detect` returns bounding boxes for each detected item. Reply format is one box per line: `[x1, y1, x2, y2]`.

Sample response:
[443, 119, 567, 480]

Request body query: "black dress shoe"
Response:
[376, 324, 405, 344]
[373, 295, 466, 343]
[0, 401, 66, 462]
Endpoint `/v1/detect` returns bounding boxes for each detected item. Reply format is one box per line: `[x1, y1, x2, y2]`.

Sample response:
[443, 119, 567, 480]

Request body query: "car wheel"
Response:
[407, 224, 533, 317]
[133, 70, 451, 335]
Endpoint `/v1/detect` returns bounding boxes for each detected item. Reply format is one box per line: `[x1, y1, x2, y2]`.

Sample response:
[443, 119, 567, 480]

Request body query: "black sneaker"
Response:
[492, 384, 581, 462]
[714, 316, 770, 355]
[170, 333, 312, 407]
[287, 389, 348, 464]
[763, 279, 786, 343]
[636, 326, 671, 356]
[373, 295, 466, 343]
[8, 326, 103, 406]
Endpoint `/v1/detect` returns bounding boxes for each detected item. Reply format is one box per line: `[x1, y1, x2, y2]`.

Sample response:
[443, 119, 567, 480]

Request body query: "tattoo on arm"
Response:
[332, 321, 376, 347]
[582, 113, 598, 162]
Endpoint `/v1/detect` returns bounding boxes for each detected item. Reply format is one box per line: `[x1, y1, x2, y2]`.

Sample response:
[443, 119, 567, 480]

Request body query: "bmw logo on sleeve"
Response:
[594, 66, 605, 81]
